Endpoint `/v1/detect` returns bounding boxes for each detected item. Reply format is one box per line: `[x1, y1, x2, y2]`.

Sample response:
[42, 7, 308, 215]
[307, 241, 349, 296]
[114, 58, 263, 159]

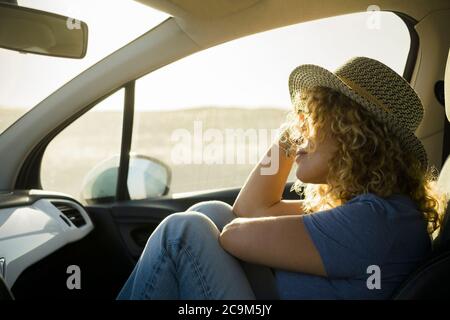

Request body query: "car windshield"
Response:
[0, 0, 168, 134]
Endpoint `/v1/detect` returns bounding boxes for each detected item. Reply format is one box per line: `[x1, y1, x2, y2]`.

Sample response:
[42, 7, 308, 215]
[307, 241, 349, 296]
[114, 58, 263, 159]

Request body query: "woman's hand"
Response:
[232, 117, 305, 218]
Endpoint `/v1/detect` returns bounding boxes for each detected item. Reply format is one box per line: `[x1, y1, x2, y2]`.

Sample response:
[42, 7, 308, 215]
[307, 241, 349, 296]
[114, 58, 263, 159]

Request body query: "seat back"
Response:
[392, 250, 450, 299]
[432, 48, 450, 254]
[392, 49, 450, 299]
[433, 192, 450, 253]
[393, 185, 450, 299]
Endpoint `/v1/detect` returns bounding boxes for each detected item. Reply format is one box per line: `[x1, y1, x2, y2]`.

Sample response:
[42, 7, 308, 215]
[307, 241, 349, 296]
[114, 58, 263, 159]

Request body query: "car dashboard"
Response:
[0, 190, 94, 290]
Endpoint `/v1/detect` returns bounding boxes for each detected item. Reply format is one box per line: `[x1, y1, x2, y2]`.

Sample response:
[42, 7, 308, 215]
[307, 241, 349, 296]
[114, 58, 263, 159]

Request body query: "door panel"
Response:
[108, 182, 299, 260]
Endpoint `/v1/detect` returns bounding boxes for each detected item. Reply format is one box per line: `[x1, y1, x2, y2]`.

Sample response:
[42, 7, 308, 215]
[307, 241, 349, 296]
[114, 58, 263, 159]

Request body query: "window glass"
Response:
[130, 11, 411, 197]
[41, 89, 124, 203]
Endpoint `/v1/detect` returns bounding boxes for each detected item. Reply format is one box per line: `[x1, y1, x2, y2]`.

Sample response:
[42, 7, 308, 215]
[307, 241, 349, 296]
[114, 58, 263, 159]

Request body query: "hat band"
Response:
[336, 74, 391, 114]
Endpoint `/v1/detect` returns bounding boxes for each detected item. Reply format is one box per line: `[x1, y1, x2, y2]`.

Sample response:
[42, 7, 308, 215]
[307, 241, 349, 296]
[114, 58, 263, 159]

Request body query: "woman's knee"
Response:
[157, 211, 219, 243]
[187, 200, 232, 214]
[140, 212, 218, 265]
[186, 200, 236, 230]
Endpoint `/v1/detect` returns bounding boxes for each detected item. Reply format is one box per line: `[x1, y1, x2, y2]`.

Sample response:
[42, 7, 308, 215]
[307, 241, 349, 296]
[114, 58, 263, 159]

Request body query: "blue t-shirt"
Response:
[275, 192, 432, 299]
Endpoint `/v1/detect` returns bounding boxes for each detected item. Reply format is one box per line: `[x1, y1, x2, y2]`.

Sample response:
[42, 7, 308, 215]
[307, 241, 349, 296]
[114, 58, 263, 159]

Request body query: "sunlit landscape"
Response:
[14, 106, 298, 202]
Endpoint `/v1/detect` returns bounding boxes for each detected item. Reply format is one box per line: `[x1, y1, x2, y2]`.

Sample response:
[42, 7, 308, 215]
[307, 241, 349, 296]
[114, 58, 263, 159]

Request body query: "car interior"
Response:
[0, 0, 450, 300]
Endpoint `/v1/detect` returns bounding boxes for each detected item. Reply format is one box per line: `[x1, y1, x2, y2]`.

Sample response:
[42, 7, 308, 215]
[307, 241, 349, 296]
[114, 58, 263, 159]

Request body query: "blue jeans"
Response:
[116, 200, 279, 300]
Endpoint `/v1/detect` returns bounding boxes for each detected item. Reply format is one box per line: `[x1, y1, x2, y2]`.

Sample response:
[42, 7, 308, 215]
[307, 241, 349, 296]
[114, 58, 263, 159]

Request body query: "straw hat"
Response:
[289, 56, 428, 170]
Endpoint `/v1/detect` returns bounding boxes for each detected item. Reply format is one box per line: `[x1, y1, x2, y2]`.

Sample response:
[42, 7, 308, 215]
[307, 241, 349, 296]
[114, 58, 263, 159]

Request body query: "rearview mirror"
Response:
[0, 3, 88, 58]
[81, 154, 172, 204]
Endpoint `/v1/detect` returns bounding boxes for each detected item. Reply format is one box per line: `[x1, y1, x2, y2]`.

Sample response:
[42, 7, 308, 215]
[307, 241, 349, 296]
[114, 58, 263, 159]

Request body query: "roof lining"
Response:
[135, 0, 450, 49]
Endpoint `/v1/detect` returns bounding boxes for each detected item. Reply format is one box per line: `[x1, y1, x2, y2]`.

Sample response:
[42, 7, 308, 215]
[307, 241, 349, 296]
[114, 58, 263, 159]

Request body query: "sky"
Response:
[0, 1, 410, 115]
[0, 0, 168, 108]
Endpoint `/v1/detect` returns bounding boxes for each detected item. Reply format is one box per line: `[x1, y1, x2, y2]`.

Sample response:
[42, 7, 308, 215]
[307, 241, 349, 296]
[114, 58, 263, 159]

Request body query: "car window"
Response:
[129, 11, 411, 198]
[41, 89, 124, 203]
[39, 10, 411, 203]
[0, 0, 168, 135]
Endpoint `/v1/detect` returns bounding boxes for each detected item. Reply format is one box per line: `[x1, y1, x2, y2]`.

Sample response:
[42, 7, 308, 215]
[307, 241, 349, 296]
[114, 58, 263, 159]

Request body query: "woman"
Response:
[117, 57, 448, 300]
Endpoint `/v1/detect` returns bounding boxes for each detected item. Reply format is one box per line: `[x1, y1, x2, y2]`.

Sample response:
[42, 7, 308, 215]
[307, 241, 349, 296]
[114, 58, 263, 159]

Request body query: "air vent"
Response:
[52, 201, 86, 228]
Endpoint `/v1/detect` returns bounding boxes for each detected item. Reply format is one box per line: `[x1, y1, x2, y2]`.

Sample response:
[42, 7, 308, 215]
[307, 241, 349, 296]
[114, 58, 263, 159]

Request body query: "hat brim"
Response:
[289, 64, 428, 171]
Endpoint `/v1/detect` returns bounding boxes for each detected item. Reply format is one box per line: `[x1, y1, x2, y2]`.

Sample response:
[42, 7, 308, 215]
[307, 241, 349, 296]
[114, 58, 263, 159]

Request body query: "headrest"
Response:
[435, 157, 450, 252]
[445, 49, 450, 122]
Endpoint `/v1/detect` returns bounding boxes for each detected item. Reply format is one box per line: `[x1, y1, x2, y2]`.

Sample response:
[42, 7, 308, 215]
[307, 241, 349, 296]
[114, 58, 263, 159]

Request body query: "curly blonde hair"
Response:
[284, 86, 448, 235]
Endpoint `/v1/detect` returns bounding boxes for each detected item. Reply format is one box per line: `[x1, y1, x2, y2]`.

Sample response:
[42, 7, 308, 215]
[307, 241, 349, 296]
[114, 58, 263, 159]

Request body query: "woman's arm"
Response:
[219, 215, 326, 276]
[232, 139, 305, 218]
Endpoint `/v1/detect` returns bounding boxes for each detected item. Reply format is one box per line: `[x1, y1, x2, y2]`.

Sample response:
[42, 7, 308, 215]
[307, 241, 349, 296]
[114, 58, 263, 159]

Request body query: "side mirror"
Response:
[0, 2, 88, 58]
[81, 155, 172, 204]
